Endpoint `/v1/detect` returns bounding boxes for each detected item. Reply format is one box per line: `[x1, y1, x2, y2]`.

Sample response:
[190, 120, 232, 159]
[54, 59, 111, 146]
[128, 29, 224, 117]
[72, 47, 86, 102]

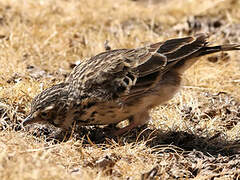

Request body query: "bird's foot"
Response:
[112, 122, 139, 136]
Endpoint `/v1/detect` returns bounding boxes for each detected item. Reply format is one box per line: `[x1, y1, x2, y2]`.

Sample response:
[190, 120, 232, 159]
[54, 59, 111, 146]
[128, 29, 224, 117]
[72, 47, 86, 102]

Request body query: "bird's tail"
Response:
[170, 43, 240, 75]
[198, 44, 240, 56]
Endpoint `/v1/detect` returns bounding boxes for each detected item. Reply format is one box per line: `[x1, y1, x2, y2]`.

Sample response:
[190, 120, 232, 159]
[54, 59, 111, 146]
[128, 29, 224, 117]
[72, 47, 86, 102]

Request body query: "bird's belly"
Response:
[75, 102, 132, 125]
[76, 82, 180, 126]
[146, 83, 180, 108]
[90, 84, 179, 125]
[123, 82, 180, 112]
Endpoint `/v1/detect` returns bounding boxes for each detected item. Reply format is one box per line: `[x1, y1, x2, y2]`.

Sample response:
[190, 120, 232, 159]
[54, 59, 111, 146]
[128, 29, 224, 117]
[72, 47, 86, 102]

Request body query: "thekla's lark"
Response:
[23, 33, 240, 135]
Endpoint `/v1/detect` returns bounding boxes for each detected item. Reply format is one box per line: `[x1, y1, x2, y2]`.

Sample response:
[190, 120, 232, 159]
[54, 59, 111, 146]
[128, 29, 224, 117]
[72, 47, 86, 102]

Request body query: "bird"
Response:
[23, 33, 240, 136]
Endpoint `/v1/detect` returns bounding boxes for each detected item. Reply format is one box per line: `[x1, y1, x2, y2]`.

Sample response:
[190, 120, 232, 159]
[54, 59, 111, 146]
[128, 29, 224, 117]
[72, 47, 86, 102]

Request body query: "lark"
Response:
[23, 33, 240, 135]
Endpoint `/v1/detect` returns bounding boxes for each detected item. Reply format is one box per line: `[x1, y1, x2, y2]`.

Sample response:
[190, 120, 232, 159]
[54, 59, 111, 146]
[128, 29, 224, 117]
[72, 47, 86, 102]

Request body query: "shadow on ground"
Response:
[26, 124, 239, 157]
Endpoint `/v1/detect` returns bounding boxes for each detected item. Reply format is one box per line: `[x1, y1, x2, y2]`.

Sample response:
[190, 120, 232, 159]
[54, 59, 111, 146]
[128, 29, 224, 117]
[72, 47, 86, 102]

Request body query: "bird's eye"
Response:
[40, 112, 48, 119]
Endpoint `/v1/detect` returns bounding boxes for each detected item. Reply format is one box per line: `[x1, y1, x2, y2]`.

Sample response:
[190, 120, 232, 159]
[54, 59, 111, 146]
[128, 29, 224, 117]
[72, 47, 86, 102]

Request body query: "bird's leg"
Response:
[113, 111, 150, 136]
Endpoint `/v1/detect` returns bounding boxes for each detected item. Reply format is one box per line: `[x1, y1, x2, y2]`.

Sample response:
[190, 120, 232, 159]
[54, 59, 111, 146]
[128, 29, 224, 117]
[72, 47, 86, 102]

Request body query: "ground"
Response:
[0, 0, 240, 179]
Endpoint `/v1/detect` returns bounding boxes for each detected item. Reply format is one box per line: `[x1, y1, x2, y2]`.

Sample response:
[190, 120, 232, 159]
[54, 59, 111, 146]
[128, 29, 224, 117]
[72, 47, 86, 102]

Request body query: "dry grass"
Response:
[0, 0, 240, 179]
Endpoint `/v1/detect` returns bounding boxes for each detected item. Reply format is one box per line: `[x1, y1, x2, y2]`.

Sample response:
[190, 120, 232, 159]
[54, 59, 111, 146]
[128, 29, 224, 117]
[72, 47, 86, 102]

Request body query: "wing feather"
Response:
[69, 34, 209, 101]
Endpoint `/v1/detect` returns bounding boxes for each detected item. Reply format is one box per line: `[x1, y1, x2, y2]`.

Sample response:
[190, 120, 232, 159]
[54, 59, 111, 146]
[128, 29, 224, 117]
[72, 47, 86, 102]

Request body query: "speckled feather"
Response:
[23, 33, 240, 135]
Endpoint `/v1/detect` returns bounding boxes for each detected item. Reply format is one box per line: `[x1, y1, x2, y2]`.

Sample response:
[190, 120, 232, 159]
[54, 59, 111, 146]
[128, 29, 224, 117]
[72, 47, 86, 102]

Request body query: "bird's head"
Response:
[23, 83, 71, 129]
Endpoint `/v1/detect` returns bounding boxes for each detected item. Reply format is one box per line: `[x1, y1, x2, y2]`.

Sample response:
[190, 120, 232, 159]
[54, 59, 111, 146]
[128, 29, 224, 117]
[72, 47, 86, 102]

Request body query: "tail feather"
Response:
[199, 44, 240, 56]
[221, 44, 240, 51]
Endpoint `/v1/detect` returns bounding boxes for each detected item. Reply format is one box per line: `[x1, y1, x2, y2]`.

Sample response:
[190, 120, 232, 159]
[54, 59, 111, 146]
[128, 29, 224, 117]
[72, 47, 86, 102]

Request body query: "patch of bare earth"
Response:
[0, 0, 240, 179]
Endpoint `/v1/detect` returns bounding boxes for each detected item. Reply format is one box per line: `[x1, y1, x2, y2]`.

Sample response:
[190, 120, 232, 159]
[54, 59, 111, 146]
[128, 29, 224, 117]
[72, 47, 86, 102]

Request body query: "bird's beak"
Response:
[22, 114, 38, 126]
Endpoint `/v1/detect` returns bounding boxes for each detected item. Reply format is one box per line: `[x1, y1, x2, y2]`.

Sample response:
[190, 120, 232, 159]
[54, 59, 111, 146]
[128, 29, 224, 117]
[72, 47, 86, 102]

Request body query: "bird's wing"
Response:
[68, 34, 208, 101]
[126, 33, 208, 99]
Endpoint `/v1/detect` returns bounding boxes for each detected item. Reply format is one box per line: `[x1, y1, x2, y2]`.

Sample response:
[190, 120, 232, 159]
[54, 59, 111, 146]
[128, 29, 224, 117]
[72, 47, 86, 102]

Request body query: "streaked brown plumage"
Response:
[23, 33, 240, 135]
